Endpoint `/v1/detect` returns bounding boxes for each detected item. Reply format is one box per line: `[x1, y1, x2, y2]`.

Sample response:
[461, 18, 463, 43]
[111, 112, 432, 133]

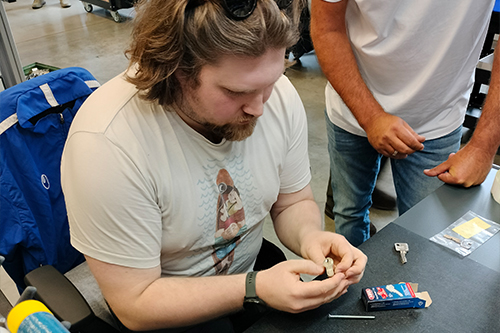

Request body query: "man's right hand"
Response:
[256, 260, 350, 314]
[363, 112, 425, 158]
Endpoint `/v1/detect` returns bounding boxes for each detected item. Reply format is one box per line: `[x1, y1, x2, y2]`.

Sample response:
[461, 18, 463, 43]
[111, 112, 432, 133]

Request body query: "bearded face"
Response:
[173, 48, 286, 142]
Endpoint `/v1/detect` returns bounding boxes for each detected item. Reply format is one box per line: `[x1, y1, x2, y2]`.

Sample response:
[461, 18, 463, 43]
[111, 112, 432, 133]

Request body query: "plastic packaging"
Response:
[7, 300, 69, 333]
[430, 210, 500, 256]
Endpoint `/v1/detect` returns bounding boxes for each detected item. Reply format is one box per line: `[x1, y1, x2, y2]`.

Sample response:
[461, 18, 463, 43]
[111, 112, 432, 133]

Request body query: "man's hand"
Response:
[425, 44, 500, 187]
[364, 113, 425, 158]
[312, 0, 424, 159]
[256, 231, 366, 314]
[256, 260, 348, 313]
[423, 143, 494, 187]
[299, 231, 367, 284]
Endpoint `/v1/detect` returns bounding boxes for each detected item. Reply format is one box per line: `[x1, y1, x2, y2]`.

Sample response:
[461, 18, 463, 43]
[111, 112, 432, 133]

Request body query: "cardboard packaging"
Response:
[361, 282, 432, 312]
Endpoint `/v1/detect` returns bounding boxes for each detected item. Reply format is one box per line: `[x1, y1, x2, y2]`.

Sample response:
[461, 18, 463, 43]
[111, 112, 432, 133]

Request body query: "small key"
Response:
[394, 243, 409, 264]
[443, 234, 472, 250]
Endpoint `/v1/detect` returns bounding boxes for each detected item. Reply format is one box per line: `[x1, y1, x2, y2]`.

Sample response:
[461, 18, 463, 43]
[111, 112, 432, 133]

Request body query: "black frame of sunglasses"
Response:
[188, 0, 293, 21]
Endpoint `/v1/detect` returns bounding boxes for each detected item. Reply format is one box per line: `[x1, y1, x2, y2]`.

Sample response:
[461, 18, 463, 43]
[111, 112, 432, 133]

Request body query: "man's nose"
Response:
[242, 94, 264, 117]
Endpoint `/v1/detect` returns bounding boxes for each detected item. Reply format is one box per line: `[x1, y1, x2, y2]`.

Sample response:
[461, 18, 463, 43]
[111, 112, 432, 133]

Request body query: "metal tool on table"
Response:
[327, 314, 375, 320]
[443, 234, 473, 250]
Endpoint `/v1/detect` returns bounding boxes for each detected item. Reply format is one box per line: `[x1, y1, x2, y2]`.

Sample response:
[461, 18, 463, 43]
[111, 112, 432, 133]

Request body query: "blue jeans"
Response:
[326, 115, 462, 247]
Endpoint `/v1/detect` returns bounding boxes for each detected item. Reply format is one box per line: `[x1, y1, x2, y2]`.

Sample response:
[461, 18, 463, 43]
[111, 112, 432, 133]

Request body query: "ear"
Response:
[174, 69, 187, 86]
[175, 68, 201, 92]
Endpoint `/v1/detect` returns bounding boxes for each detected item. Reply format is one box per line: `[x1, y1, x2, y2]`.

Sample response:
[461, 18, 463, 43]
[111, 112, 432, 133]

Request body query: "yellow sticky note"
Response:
[453, 217, 491, 239]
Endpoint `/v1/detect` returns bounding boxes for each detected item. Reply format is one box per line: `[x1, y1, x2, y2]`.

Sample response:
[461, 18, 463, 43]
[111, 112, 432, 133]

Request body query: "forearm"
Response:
[270, 190, 367, 283]
[310, 0, 385, 129]
[265, 187, 367, 312]
[467, 47, 500, 157]
[125, 275, 245, 330]
[423, 48, 500, 185]
[271, 190, 322, 258]
[86, 257, 246, 331]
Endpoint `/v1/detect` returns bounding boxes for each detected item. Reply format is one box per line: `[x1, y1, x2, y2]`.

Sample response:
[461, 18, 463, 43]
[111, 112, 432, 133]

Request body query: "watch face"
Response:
[245, 297, 262, 304]
[244, 297, 268, 313]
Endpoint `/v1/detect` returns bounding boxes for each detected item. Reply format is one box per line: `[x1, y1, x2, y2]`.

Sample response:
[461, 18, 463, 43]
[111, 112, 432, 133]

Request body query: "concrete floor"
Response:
[3, 1, 495, 305]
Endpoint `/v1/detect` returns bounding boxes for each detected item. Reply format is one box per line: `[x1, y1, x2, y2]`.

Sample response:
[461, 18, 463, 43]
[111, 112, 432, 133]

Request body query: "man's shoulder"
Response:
[83, 71, 140, 118]
[69, 71, 141, 135]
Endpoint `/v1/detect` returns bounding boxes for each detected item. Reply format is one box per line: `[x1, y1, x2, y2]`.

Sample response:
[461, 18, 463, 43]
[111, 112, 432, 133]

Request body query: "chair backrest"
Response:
[0, 67, 100, 291]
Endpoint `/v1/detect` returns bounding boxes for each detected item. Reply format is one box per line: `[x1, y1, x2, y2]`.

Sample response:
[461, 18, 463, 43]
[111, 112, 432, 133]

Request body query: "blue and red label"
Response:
[362, 283, 426, 311]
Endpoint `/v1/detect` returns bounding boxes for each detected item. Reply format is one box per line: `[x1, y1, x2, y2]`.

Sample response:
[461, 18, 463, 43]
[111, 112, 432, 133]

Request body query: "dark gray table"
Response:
[247, 168, 500, 332]
[395, 166, 500, 273]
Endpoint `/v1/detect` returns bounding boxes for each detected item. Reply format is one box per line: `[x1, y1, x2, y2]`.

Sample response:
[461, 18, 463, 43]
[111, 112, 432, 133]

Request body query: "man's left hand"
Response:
[423, 144, 494, 187]
[300, 231, 367, 285]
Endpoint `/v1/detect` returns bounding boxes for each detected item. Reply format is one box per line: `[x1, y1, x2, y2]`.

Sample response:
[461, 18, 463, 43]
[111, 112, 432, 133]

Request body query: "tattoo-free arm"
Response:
[310, 0, 425, 157]
[85, 256, 246, 331]
[424, 46, 500, 186]
[269, 184, 367, 301]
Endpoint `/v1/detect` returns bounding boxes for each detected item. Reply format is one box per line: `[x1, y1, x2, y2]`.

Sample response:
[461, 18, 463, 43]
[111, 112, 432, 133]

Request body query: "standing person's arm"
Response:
[424, 46, 500, 186]
[310, 0, 425, 158]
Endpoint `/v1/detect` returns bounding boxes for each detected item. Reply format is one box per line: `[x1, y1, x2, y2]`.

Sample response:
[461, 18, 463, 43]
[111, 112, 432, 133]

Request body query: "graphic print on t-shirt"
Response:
[212, 169, 247, 274]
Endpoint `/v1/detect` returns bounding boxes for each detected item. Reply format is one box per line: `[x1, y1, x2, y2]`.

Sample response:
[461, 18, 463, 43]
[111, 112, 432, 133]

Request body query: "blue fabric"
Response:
[325, 113, 462, 247]
[0, 68, 98, 291]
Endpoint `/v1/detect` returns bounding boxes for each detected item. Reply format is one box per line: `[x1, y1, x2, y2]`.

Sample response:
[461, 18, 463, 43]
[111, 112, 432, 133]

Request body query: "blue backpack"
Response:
[0, 67, 100, 291]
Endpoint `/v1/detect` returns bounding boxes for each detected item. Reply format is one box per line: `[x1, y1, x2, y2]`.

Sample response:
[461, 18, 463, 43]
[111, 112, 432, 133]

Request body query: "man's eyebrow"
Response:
[222, 71, 284, 94]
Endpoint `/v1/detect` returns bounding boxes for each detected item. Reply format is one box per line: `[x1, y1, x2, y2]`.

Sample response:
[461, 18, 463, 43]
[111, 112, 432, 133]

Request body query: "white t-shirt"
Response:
[61, 73, 311, 277]
[323, 0, 494, 139]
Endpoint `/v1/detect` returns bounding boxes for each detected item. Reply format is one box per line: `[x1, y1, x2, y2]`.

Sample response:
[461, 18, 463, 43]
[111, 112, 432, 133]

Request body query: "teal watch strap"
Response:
[244, 271, 267, 312]
[245, 271, 259, 299]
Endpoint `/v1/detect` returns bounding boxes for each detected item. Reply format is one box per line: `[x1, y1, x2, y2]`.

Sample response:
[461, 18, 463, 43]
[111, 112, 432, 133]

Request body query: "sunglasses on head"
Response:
[188, 0, 293, 21]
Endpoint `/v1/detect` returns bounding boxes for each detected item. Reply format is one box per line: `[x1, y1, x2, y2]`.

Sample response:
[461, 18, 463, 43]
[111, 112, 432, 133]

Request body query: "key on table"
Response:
[394, 243, 409, 264]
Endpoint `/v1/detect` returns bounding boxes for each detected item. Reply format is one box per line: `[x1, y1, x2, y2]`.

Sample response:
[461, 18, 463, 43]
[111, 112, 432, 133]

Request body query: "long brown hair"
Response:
[125, 0, 300, 106]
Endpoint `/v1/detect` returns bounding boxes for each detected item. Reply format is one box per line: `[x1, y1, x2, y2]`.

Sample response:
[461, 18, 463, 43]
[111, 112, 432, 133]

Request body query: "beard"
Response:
[172, 89, 259, 142]
[204, 116, 258, 141]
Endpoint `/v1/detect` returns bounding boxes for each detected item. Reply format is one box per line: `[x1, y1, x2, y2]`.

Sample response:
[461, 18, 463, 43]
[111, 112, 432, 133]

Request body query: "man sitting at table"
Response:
[60, 0, 368, 332]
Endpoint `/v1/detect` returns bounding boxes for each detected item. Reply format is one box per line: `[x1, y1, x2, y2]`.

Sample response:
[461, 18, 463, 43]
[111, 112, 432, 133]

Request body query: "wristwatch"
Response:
[243, 271, 267, 313]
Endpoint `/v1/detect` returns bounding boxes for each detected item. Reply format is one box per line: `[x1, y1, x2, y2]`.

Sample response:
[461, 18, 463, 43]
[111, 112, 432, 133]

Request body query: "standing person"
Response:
[311, 0, 500, 246]
[32, 0, 70, 9]
[61, 0, 367, 332]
